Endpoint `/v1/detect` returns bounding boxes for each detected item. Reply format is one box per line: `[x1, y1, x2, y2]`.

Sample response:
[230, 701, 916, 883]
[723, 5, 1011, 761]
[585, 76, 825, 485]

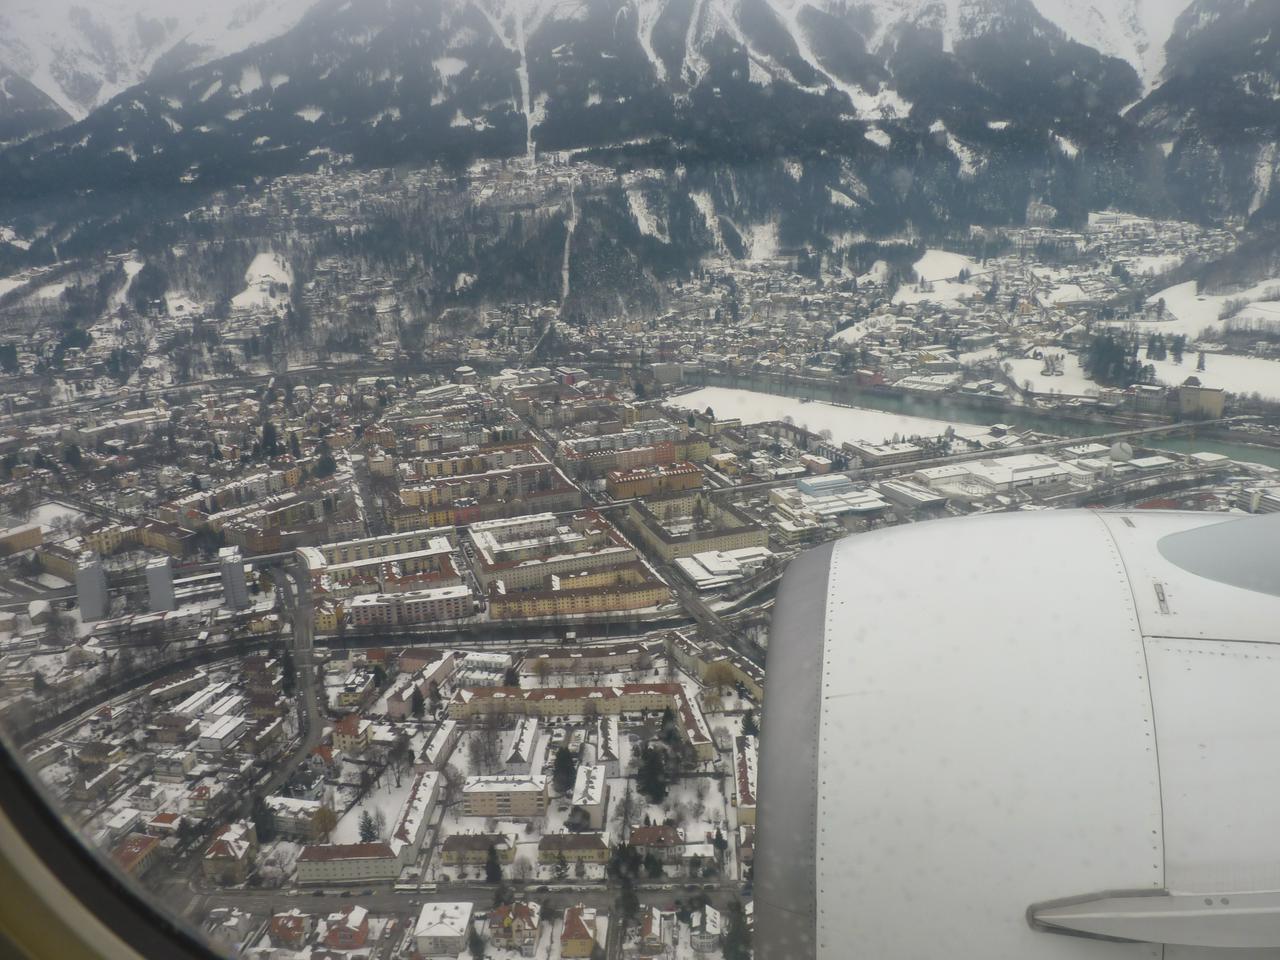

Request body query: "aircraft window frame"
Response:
[0, 730, 224, 960]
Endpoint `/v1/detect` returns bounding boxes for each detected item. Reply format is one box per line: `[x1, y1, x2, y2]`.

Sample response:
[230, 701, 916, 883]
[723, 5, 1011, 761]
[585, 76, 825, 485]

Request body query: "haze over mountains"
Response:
[0, 0, 1276, 263]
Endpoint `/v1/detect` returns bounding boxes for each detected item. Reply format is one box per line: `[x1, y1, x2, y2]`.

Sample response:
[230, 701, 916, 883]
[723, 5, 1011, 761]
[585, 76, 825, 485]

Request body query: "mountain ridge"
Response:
[0, 0, 1274, 267]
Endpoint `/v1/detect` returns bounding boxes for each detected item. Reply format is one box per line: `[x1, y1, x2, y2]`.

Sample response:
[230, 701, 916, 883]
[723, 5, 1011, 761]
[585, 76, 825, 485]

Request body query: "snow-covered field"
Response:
[1010, 350, 1280, 400]
[1125, 253, 1185, 276]
[1144, 279, 1280, 338]
[667, 387, 988, 444]
[26, 501, 87, 532]
[1038, 283, 1088, 305]
[232, 252, 293, 312]
[1004, 356, 1099, 396]
[333, 770, 415, 844]
[830, 314, 897, 346]
[893, 249, 982, 306]
[1146, 353, 1280, 399]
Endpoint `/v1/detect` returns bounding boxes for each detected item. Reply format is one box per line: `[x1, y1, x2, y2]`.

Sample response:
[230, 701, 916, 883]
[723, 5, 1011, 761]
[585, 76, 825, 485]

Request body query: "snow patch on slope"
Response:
[864, 126, 891, 148]
[690, 190, 727, 252]
[238, 65, 263, 95]
[633, 0, 670, 83]
[434, 57, 468, 80]
[746, 220, 780, 260]
[627, 189, 670, 242]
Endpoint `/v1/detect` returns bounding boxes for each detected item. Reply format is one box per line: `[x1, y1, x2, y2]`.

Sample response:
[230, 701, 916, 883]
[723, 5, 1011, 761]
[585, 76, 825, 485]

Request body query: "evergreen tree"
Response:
[608, 843, 642, 880]
[289, 431, 302, 459]
[553, 851, 569, 879]
[617, 878, 640, 925]
[251, 795, 276, 844]
[1084, 330, 1144, 386]
[410, 687, 425, 718]
[315, 444, 337, 478]
[552, 746, 577, 795]
[742, 709, 759, 737]
[262, 422, 281, 458]
[485, 843, 503, 884]
[358, 810, 377, 843]
[636, 746, 669, 803]
[280, 648, 296, 696]
[659, 707, 681, 745]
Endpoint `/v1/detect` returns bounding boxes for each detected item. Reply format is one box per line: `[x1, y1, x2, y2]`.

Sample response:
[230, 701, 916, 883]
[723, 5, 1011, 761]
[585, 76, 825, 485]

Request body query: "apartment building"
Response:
[344, 584, 474, 628]
[462, 775, 549, 818]
[296, 843, 400, 885]
[449, 683, 715, 761]
[628, 491, 767, 562]
[468, 512, 640, 592]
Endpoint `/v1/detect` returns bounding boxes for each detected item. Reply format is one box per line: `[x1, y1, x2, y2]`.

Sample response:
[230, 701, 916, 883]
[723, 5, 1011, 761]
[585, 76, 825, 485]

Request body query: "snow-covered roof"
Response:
[756, 510, 1280, 959]
[414, 901, 473, 938]
[571, 763, 606, 807]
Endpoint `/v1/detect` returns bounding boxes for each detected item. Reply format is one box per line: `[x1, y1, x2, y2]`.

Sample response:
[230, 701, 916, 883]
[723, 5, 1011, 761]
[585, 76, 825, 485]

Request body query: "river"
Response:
[691, 370, 1280, 469]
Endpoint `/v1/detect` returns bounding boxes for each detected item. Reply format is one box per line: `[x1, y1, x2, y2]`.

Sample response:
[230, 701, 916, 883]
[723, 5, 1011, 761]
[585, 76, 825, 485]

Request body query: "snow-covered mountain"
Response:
[0, 0, 1273, 258]
[0, 0, 321, 121]
[0, 65, 71, 148]
[1031, 0, 1192, 90]
[0, 0, 1193, 128]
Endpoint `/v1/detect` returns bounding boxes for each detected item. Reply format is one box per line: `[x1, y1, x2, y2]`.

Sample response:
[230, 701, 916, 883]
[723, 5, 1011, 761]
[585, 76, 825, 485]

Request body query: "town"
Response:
[2, 155, 1280, 960]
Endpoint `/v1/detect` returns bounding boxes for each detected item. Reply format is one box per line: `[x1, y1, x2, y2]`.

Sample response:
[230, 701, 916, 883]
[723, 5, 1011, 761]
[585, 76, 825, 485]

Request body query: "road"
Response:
[658, 561, 764, 669]
[188, 879, 740, 927]
[253, 563, 324, 804]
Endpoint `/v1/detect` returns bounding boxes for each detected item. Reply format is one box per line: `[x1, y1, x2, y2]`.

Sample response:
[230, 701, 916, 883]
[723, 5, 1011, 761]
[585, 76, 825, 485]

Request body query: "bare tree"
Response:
[442, 763, 465, 815]
[311, 805, 338, 841]
[703, 661, 736, 693]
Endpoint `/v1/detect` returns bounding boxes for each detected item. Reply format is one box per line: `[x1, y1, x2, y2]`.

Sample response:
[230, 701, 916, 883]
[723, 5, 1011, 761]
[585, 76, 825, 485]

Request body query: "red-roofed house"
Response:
[111, 832, 162, 878]
[734, 735, 758, 827]
[640, 905, 670, 957]
[145, 811, 184, 837]
[489, 900, 541, 955]
[333, 714, 369, 755]
[202, 821, 258, 884]
[322, 905, 370, 950]
[629, 824, 685, 863]
[561, 903, 600, 958]
[269, 910, 313, 948]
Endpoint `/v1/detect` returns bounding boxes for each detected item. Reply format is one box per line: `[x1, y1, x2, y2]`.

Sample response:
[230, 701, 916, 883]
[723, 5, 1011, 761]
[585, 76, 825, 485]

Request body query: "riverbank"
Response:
[685, 370, 1280, 468]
